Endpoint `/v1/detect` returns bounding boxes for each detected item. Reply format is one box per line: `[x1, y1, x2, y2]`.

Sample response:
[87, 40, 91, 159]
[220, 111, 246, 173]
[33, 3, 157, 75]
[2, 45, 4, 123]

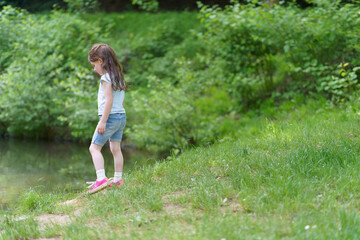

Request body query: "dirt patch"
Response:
[58, 197, 84, 217]
[162, 191, 187, 215]
[221, 198, 243, 214]
[34, 197, 85, 232]
[228, 200, 242, 212]
[163, 203, 186, 215]
[35, 214, 71, 226]
[86, 218, 101, 229]
[58, 198, 82, 208]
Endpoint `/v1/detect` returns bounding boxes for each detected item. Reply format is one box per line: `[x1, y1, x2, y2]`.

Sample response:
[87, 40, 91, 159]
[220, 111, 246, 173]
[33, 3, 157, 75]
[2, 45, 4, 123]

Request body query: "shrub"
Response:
[1, 3, 360, 153]
[0, 7, 103, 139]
[129, 2, 360, 152]
[198, 2, 360, 107]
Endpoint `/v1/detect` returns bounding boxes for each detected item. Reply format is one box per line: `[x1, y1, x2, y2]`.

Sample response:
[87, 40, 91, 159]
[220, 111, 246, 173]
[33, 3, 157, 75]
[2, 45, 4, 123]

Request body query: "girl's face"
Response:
[90, 59, 105, 75]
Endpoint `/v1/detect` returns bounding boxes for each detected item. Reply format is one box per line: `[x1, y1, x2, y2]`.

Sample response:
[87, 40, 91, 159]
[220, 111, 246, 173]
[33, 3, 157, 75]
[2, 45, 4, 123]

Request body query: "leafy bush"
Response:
[1, 3, 360, 153]
[0, 7, 103, 139]
[125, 12, 200, 87]
[64, 0, 99, 13]
[128, 2, 360, 152]
[128, 76, 195, 152]
[198, 2, 360, 108]
[128, 62, 234, 152]
[132, 0, 159, 12]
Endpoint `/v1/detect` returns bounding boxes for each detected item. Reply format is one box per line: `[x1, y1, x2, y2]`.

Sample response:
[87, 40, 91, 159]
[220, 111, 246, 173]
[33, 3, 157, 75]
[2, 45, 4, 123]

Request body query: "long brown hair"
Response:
[88, 43, 126, 91]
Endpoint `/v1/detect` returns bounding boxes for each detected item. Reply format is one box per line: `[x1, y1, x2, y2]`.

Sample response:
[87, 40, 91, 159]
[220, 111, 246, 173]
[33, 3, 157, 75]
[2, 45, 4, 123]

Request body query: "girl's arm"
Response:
[97, 81, 113, 134]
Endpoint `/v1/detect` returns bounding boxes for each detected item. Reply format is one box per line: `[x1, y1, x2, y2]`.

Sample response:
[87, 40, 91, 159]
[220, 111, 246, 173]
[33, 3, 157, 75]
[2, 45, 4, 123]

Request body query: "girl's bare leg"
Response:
[89, 143, 104, 171]
[110, 141, 123, 172]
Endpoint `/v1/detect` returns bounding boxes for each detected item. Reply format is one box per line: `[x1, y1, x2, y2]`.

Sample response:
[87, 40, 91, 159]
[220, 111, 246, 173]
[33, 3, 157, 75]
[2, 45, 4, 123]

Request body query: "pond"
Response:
[0, 138, 158, 209]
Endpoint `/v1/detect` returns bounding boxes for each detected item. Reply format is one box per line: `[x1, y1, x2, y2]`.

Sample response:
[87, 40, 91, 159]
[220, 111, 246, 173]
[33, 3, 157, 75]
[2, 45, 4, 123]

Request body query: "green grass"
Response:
[2, 98, 360, 239]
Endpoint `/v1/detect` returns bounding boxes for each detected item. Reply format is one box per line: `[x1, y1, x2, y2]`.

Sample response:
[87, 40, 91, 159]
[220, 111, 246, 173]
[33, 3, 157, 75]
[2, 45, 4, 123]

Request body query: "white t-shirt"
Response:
[97, 73, 125, 115]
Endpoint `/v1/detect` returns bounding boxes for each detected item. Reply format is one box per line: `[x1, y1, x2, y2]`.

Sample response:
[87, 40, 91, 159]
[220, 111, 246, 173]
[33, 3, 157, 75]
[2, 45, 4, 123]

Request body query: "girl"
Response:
[87, 43, 127, 194]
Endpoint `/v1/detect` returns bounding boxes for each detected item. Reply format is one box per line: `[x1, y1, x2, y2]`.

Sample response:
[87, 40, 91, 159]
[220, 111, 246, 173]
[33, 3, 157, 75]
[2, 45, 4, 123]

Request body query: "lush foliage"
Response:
[132, 0, 159, 11]
[64, 0, 99, 13]
[0, 6, 104, 139]
[0, 2, 360, 153]
[127, 2, 360, 152]
[198, 2, 360, 106]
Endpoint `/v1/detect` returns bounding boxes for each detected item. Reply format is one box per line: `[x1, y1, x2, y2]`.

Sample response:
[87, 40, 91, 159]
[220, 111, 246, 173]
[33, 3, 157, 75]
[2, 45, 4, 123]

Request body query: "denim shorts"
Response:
[92, 113, 126, 146]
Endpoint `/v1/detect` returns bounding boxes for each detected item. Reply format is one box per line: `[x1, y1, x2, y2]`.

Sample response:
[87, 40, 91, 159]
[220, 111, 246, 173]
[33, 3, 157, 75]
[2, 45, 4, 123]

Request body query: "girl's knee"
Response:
[110, 143, 121, 155]
[89, 144, 101, 154]
[89, 145, 95, 154]
[110, 147, 120, 155]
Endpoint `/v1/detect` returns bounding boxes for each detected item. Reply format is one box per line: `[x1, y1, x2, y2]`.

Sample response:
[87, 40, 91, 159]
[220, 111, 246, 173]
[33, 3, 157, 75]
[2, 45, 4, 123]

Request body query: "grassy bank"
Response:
[2, 98, 360, 239]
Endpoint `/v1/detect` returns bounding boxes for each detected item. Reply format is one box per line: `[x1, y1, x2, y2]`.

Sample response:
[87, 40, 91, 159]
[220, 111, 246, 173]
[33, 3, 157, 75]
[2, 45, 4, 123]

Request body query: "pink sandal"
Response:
[109, 179, 124, 188]
[87, 177, 110, 194]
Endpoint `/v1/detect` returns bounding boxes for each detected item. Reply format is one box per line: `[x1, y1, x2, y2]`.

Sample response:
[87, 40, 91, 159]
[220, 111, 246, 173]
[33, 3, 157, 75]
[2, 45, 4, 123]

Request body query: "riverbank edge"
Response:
[2, 99, 360, 239]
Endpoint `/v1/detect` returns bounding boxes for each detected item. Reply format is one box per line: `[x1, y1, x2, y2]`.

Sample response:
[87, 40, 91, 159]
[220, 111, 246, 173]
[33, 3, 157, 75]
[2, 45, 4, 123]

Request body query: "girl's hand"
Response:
[97, 121, 106, 134]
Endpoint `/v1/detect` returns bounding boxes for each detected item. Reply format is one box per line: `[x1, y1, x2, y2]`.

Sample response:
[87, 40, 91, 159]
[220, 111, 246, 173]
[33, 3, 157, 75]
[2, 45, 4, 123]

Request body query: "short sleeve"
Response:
[101, 73, 112, 85]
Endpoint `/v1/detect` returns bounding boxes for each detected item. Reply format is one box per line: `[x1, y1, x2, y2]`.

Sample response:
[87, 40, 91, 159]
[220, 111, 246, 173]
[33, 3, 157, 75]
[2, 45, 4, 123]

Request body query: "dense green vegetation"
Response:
[1, 2, 359, 154]
[0, 7, 202, 148]
[1, 1, 360, 239]
[2, 98, 360, 239]
[0, 0, 312, 13]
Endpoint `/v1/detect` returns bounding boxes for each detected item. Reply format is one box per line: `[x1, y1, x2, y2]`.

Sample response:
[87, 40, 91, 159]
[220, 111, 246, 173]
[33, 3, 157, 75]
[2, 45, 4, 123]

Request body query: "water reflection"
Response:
[0, 139, 157, 209]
